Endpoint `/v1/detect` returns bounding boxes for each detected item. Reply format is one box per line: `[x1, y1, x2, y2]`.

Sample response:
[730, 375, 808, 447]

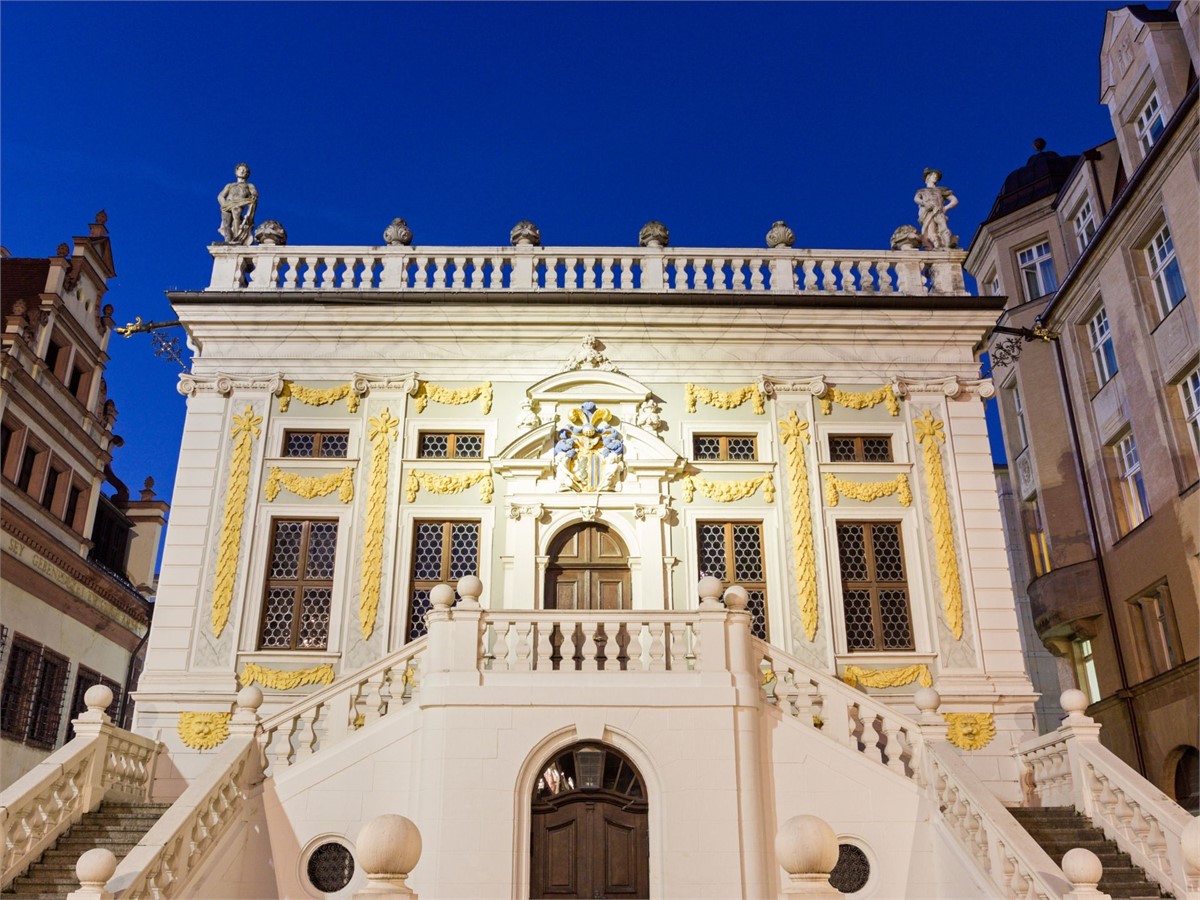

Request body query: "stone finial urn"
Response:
[510, 220, 541, 247]
[890, 224, 922, 251]
[384, 217, 413, 246]
[766, 221, 795, 249]
[638, 220, 670, 248]
[254, 220, 288, 246]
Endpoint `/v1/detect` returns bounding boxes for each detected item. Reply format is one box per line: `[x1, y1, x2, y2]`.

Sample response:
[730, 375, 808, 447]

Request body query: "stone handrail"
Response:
[756, 641, 921, 778]
[482, 609, 701, 673]
[927, 741, 1070, 900]
[0, 692, 159, 889]
[109, 735, 259, 899]
[208, 244, 967, 296]
[1017, 692, 1194, 898]
[257, 637, 427, 776]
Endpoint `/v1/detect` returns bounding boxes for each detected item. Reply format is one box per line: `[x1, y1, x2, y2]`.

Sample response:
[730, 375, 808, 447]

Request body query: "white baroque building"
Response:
[4, 220, 1196, 900]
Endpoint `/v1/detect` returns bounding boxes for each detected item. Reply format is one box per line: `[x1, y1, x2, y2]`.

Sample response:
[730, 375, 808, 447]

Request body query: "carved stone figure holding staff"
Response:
[217, 162, 258, 244]
[914, 167, 958, 250]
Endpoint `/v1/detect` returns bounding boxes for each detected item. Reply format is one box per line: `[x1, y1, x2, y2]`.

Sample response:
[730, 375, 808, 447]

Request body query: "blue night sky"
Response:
[3, 2, 1122, 534]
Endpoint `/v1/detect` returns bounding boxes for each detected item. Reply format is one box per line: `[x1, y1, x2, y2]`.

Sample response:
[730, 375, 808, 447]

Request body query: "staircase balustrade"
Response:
[0, 687, 159, 890]
[1017, 690, 1195, 899]
[209, 244, 966, 296]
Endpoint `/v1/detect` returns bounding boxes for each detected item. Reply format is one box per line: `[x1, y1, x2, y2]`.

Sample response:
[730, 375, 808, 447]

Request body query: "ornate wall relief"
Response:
[778, 411, 819, 641]
[177, 712, 232, 750]
[682, 473, 774, 503]
[278, 379, 362, 413]
[359, 409, 398, 640]
[818, 384, 900, 416]
[413, 380, 492, 414]
[823, 473, 912, 507]
[914, 410, 964, 640]
[552, 402, 625, 492]
[685, 383, 765, 415]
[239, 662, 335, 690]
[944, 713, 996, 750]
[841, 663, 932, 690]
[405, 470, 494, 503]
[211, 406, 261, 638]
[264, 466, 355, 502]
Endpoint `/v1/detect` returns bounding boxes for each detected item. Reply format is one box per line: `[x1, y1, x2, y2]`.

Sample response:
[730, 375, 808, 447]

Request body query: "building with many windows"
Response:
[967, 1, 1198, 810]
[0, 214, 168, 789]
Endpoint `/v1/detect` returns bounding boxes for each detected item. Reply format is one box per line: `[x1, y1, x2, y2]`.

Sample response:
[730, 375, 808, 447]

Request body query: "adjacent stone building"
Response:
[967, 1, 1198, 810]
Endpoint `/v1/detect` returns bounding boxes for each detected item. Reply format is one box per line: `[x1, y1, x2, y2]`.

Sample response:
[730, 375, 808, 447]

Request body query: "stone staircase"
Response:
[2, 801, 170, 899]
[1008, 807, 1173, 899]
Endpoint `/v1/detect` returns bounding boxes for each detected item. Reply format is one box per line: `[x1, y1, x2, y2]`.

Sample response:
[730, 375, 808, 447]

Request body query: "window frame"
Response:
[281, 430, 351, 459]
[1180, 365, 1200, 463]
[1, 634, 71, 751]
[1125, 582, 1182, 679]
[1017, 240, 1057, 301]
[1022, 496, 1052, 578]
[696, 520, 769, 640]
[827, 434, 894, 464]
[1114, 432, 1150, 532]
[1072, 199, 1097, 252]
[1009, 381, 1029, 449]
[1147, 222, 1186, 320]
[257, 518, 341, 651]
[691, 434, 759, 462]
[416, 431, 485, 459]
[1135, 91, 1165, 153]
[66, 666, 121, 740]
[406, 519, 481, 641]
[1072, 638, 1101, 703]
[1086, 305, 1119, 385]
[834, 520, 914, 653]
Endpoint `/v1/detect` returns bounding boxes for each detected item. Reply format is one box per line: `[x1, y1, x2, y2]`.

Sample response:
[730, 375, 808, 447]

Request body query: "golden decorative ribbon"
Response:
[239, 662, 335, 690]
[778, 412, 819, 640]
[211, 406, 261, 638]
[265, 466, 355, 503]
[841, 663, 932, 690]
[278, 380, 360, 413]
[405, 470, 494, 503]
[682, 473, 774, 503]
[413, 381, 492, 414]
[823, 472, 912, 507]
[819, 385, 900, 416]
[360, 409, 399, 639]
[685, 383, 765, 415]
[915, 410, 963, 639]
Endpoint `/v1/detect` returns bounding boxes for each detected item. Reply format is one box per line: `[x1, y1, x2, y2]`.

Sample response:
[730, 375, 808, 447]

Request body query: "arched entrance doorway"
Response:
[545, 523, 632, 611]
[530, 742, 650, 899]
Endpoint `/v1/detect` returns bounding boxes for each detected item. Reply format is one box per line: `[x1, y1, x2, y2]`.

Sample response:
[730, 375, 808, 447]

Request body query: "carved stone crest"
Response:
[254, 220, 287, 246]
[766, 221, 795, 249]
[384, 218, 413, 246]
[638, 221, 670, 248]
[890, 225, 922, 251]
[510, 220, 541, 247]
[559, 335, 620, 373]
[553, 401, 625, 493]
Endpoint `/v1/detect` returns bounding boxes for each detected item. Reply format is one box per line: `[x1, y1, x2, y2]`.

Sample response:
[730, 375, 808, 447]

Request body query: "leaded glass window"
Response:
[407, 521, 480, 640]
[259, 519, 339, 650]
[283, 430, 349, 458]
[837, 521, 913, 651]
[828, 435, 893, 463]
[418, 432, 484, 458]
[692, 435, 758, 461]
[697, 521, 768, 639]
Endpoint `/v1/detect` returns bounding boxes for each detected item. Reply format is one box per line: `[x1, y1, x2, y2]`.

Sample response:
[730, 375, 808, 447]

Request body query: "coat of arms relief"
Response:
[553, 401, 626, 492]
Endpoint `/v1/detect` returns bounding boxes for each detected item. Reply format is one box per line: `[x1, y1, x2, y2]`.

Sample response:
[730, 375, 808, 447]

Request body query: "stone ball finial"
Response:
[723, 585, 749, 611]
[95, 210, 108, 226]
[356, 814, 422, 884]
[456, 575, 483, 609]
[57, 242, 71, 258]
[775, 814, 840, 877]
[766, 221, 795, 249]
[76, 847, 117, 888]
[236, 685, 263, 713]
[1062, 847, 1103, 888]
[429, 583, 456, 610]
[698, 576, 724, 610]
[891, 224, 922, 251]
[914, 687, 941, 715]
[1181, 816, 1200, 876]
[84, 684, 114, 714]
[254, 220, 287, 247]
[384, 218, 413, 246]
[638, 221, 669, 248]
[1061, 689, 1089, 718]
[510, 220, 541, 247]
[1033, 137, 1047, 152]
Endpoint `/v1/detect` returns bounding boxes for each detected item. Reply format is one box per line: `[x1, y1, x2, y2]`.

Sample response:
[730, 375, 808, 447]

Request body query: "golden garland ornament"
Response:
[915, 410, 964, 639]
[682, 473, 774, 503]
[211, 406, 261, 638]
[405, 470, 494, 503]
[265, 466, 354, 503]
[239, 662, 335, 690]
[819, 385, 900, 417]
[278, 380, 360, 414]
[412, 380, 493, 414]
[685, 383, 765, 415]
[177, 712, 232, 750]
[360, 409, 398, 639]
[944, 713, 996, 751]
[778, 411, 819, 641]
[841, 663, 932, 690]
[823, 472, 912, 507]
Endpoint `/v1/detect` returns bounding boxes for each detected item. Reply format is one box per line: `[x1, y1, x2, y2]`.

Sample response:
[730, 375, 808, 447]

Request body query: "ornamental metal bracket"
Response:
[986, 322, 1060, 373]
[115, 316, 188, 369]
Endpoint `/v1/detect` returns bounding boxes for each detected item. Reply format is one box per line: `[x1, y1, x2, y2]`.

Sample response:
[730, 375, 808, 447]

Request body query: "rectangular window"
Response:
[407, 520, 480, 640]
[41, 466, 61, 512]
[836, 521, 913, 651]
[1010, 383, 1029, 449]
[418, 432, 484, 459]
[1115, 433, 1150, 531]
[66, 667, 121, 740]
[1072, 638, 1101, 703]
[828, 435, 893, 463]
[1181, 366, 1200, 461]
[1073, 199, 1097, 252]
[0, 422, 12, 471]
[987, 272, 1001, 297]
[16, 444, 40, 494]
[1022, 498, 1052, 578]
[1, 635, 70, 750]
[693, 435, 758, 461]
[1087, 306, 1119, 384]
[1135, 92, 1165, 153]
[258, 519, 339, 650]
[44, 339, 64, 375]
[283, 430, 349, 458]
[64, 484, 84, 530]
[1127, 583, 1181, 678]
[1018, 241, 1057, 300]
[697, 521, 768, 639]
[68, 365, 87, 401]
[1147, 223, 1187, 318]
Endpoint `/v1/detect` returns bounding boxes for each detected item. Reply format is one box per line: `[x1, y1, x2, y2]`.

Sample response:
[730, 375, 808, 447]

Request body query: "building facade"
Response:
[966, 2, 1199, 810]
[0, 214, 167, 789]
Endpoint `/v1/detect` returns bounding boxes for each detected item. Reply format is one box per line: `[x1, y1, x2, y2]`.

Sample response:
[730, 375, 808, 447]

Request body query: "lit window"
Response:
[1073, 199, 1097, 252]
[693, 435, 758, 461]
[283, 431, 349, 458]
[1010, 383, 1029, 449]
[1086, 306, 1118, 384]
[1018, 242, 1057, 300]
[828, 435, 893, 463]
[698, 521, 768, 640]
[1135, 93, 1165, 153]
[1115, 433, 1150, 531]
[836, 521, 912, 651]
[407, 521, 480, 640]
[258, 519, 339, 650]
[1147, 223, 1187, 319]
[1181, 366, 1200, 461]
[1072, 638, 1100, 703]
[418, 432, 484, 459]
[1022, 498, 1051, 577]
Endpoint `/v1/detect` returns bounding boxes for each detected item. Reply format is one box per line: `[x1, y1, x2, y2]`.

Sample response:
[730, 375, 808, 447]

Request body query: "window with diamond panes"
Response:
[692, 435, 758, 461]
[417, 431, 484, 458]
[1, 634, 70, 750]
[828, 435, 893, 463]
[283, 431, 349, 458]
[258, 519, 339, 650]
[407, 521, 480, 640]
[836, 522, 913, 651]
[697, 521, 768, 639]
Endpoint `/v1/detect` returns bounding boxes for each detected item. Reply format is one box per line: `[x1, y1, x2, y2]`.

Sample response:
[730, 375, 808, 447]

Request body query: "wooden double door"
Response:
[544, 524, 631, 611]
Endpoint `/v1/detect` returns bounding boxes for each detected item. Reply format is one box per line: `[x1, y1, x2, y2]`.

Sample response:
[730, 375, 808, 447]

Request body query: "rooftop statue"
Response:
[914, 168, 958, 250]
[217, 162, 258, 245]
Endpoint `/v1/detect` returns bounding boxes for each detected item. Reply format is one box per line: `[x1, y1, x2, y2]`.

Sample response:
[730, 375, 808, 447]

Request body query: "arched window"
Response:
[1173, 745, 1199, 814]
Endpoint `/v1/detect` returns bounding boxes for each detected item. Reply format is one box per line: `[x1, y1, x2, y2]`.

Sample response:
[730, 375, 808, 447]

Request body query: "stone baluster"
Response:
[824, 258, 841, 291]
[535, 621, 554, 671]
[883, 718, 907, 774]
[267, 720, 293, 772]
[775, 815, 842, 897]
[873, 258, 893, 292]
[430, 256, 446, 289]
[280, 255, 299, 289]
[580, 257, 594, 290]
[464, 256, 481, 289]
[647, 622, 666, 672]
[295, 707, 320, 759]
[749, 257, 764, 291]
[668, 620, 687, 671]
[800, 258, 818, 292]
[320, 257, 336, 289]
[841, 259, 859, 292]
[352, 814, 422, 899]
[619, 255, 636, 289]
[581, 623, 598, 671]
[410, 256, 427, 289]
[449, 256, 465, 289]
[712, 257, 727, 290]
[600, 257, 615, 289]
[490, 255, 507, 288]
[730, 257, 745, 291]
[779, 671, 802, 719]
[513, 620, 533, 672]
[1181, 817, 1200, 899]
[360, 671, 388, 728]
